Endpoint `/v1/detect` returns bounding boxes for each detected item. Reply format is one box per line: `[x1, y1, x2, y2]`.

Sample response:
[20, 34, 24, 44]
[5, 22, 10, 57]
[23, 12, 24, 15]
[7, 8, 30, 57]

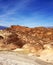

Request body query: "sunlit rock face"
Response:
[0, 25, 53, 56]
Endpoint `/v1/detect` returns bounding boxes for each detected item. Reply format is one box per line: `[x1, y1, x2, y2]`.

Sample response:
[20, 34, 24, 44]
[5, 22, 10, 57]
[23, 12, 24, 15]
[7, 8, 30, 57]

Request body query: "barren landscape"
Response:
[0, 51, 53, 65]
[0, 25, 53, 65]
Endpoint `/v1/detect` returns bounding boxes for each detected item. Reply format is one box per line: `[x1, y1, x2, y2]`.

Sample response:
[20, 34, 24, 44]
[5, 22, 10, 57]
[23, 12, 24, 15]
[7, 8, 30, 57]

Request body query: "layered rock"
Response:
[0, 25, 53, 55]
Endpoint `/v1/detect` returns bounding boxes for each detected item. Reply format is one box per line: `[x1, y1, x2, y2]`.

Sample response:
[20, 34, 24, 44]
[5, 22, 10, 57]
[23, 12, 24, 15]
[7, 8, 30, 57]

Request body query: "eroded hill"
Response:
[0, 25, 53, 56]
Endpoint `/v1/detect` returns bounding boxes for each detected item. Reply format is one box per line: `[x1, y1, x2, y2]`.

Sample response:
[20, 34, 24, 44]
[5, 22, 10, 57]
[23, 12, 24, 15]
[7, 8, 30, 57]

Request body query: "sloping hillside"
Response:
[0, 25, 53, 63]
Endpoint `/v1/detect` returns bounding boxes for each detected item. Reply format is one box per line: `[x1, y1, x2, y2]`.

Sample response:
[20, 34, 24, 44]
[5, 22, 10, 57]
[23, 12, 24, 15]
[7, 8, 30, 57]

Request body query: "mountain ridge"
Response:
[0, 26, 7, 30]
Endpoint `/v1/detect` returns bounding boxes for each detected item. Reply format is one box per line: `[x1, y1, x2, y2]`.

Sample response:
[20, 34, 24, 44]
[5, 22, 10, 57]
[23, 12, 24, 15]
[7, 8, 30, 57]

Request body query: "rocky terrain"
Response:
[0, 25, 53, 50]
[0, 25, 53, 64]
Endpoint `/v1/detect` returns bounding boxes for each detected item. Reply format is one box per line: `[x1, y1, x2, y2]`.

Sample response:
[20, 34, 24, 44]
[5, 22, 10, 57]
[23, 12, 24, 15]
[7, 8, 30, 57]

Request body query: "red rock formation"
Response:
[10, 25, 31, 32]
[0, 25, 53, 52]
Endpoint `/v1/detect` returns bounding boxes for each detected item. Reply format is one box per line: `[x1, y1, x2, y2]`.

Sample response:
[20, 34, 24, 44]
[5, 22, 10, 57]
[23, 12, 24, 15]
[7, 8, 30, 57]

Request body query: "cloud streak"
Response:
[0, 0, 30, 17]
[0, 0, 53, 27]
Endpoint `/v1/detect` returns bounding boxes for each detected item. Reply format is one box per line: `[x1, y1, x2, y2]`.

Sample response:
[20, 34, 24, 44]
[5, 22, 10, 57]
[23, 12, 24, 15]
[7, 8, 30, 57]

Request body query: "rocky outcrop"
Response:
[0, 25, 53, 53]
[0, 25, 53, 64]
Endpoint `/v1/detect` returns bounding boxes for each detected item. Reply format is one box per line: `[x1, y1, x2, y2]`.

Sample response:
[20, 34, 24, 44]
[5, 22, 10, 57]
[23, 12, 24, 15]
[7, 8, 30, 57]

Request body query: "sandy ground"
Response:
[0, 51, 53, 65]
[38, 49, 53, 63]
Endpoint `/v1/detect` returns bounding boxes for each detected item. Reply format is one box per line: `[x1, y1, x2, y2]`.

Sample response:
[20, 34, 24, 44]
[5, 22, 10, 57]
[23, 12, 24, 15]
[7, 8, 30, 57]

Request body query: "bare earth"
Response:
[0, 51, 53, 65]
[0, 26, 53, 65]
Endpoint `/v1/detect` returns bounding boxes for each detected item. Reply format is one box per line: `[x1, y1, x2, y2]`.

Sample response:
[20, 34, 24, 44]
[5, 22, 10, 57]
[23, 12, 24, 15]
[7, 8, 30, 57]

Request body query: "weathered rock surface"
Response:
[0, 51, 53, 65]
[0, 25, 53, 62]
[0, 25, 53, 51]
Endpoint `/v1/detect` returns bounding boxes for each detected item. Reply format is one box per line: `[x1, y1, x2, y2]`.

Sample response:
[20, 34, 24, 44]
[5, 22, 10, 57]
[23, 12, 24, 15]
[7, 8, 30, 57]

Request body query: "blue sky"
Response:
[0, 0, 53, 27]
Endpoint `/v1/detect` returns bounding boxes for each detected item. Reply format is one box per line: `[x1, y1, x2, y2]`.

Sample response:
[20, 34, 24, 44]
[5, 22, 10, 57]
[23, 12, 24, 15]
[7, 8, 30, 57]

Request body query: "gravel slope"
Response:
[0, 51, 53, 65]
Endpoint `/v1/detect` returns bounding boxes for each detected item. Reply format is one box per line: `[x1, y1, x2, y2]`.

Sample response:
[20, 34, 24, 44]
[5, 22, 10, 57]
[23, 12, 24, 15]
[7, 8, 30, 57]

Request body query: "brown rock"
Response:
[0, 25, 53, 53]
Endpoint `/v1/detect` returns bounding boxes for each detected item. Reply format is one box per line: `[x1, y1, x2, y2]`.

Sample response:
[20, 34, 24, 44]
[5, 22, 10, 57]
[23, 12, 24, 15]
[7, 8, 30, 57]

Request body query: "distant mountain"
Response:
[48, 27, 53, 28]
[0, 26, 7, 30]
